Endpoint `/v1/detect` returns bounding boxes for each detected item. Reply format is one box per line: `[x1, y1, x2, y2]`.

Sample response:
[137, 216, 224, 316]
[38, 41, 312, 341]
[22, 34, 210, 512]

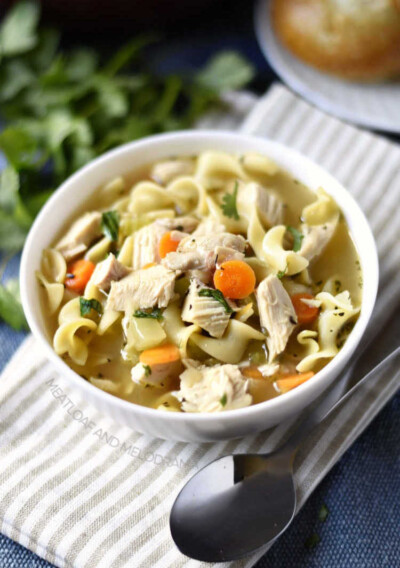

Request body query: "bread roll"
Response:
[271, 0, 400, 81]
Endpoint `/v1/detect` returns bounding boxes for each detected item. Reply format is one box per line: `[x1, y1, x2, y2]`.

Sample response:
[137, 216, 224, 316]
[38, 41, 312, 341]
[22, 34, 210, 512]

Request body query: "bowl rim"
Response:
[20, 129, 379, 424]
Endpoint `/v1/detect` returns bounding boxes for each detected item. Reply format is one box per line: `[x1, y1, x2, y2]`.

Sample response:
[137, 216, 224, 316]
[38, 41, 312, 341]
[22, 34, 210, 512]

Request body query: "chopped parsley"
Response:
[133, 308, 164, 321]
[277, 265, 288, 279]
[101, 210, 120, 241]
[199, 288, 233, 314]
[334, 279, 342, 293]
[79, 297, 103, 317]
[220, 393, 227, 407]
[221, 181, 239, 220]
[287, 226, 304, 252]
[318, 503, 329, 523]
[143, 364, 152, 377]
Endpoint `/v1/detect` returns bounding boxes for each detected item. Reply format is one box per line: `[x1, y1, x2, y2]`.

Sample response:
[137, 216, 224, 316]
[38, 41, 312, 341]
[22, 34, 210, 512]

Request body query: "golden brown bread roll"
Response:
[271, 0, 400, 81]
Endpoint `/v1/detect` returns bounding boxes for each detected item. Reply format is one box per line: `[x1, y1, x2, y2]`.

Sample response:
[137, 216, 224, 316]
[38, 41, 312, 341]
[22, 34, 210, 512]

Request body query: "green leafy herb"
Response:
[198, 288, 233, 314]
[101, 210, 120, 242]
[221, 181, 239, 220]
[318, 503, 329, 523]
[287, 226, 304, 252]
[143, 364, 152, 377]
[0, 279, 28, 331]
[133, 308, 164, 321]
[196, 51, 255, 91]
[79, 297, 103, 317]
[0, 1, 254, 331]
[220, 393, 227, 407]
[305, 533, 320, 550]
[0, 1, 40, 58]
[277, 265, 288, 279]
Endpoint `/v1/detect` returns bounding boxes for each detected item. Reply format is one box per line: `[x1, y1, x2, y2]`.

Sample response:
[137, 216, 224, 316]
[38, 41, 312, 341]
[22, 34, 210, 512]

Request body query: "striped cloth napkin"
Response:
[0, 84, 399, 568]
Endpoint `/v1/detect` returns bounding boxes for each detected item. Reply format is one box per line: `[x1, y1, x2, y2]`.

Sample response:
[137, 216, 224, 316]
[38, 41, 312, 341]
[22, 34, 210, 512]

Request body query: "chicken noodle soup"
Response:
[37, 151, 362, 413]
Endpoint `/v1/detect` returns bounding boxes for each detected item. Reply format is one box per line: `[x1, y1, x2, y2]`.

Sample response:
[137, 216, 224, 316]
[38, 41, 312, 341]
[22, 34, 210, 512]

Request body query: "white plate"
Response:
[255, 0, 400, 133]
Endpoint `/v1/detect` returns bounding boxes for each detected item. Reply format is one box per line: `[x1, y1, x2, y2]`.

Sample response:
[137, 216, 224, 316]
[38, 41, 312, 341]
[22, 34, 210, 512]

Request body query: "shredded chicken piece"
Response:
[192, 217, 226, 237]
[131, 223, 165, 270]
[173, 364, 252, 412]
[131, 360, 182, 387]
[162, 232, 246, 272]
[91, 253, 130, 292]
[299, 220, 338, 262]
[181, 279, 232, 338]
[256, 275, 298, 361]
[155, 216, 199, 233]
[240, 183, 284, 227]
[107, 264, 176, 312]
[56, 212, 102, 260]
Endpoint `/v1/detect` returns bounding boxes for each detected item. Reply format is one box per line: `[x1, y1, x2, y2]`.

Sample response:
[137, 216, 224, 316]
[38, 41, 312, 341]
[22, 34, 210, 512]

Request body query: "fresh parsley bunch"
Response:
[0, 1, 255, 330]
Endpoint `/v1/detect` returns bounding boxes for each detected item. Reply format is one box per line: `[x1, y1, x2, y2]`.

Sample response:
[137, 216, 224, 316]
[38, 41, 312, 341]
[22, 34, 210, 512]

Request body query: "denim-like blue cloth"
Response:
[1, 9, 400, 566]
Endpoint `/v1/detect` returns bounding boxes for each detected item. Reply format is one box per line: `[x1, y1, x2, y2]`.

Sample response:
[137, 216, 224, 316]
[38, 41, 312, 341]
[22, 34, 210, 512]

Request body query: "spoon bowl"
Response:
[170, 346, 400, 562]
[170, 452, 296, 562]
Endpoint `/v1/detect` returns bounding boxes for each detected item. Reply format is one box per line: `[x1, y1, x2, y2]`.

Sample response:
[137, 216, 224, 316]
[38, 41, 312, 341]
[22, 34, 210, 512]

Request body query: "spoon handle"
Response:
[278, 344, 400, 458]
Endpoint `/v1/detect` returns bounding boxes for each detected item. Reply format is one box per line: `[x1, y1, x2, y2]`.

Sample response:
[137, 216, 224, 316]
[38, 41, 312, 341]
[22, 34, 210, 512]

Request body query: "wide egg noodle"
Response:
[166, 176, 208, 216]
[128, 181, 175, 215]
[35, 271, 64, 315]
[190, 320, 265, 365]
[296, 291, 360, 372]
[262, 225, 309, 275]
[54, 298, 97, 366]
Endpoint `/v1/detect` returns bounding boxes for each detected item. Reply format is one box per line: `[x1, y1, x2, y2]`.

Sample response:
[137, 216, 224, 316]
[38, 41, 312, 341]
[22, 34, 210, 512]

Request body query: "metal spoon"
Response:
[170, 345, 400, 562]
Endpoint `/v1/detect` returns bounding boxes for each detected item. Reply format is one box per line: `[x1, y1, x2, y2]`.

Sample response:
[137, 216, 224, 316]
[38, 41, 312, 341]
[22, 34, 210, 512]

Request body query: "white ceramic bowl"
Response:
[20, 131, 379, 442]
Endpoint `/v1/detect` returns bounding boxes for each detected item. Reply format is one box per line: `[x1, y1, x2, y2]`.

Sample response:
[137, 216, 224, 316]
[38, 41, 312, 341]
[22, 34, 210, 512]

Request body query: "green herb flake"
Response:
[220, 393, 227, 407]
[277, 265, 288, 279]
[334, 279, 342, 293]
[287, 226, 304, 252]
[221, 181, 239, 220]
[101, 210, 119, 241]
[318, 503, 329, 523]
[305, 533, 320, 550]
[198, 288, 233, 314]
[79, 297, 103, 317]
[133, 308, 164, 321]
[143, 364, 152, 377]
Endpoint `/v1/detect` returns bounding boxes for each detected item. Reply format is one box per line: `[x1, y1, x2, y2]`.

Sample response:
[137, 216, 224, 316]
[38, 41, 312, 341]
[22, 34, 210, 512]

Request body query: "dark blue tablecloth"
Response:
[1, 4, 399, 566]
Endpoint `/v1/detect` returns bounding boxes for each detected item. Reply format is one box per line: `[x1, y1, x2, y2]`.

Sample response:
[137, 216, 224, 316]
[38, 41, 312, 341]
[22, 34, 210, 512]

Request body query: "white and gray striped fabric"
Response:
[0, 84, 399, 568]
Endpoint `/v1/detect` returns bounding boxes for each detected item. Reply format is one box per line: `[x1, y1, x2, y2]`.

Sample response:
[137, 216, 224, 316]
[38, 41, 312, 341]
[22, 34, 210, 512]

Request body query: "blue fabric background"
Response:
[0, 3, 399, 566]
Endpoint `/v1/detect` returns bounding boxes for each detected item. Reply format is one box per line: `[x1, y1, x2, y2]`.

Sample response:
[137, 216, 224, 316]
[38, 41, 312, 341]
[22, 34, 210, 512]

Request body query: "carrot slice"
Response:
[214, 260, 256, 299]
[276, 372, 315, 394]
[158, 232, 180, 259]
[291, 293, 319, 325]
[139, 343, 181, 367]
[241, 366, 264, 379]
[142, 262, 156, 269]
[65, 259, 95, 294]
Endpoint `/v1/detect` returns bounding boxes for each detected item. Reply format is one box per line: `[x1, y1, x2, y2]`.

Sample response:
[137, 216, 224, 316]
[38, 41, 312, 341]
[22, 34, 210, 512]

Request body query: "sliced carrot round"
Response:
[241, 366, 264, 379]
[276, 372, 315, 394]
[65, 259, 95, 294]
[158, 232, 180, 259]
[291, 293, 319, 325]
[142, 262, 156, 269]
[213, 260, 256, 299]
[139, 343, 181, 367]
